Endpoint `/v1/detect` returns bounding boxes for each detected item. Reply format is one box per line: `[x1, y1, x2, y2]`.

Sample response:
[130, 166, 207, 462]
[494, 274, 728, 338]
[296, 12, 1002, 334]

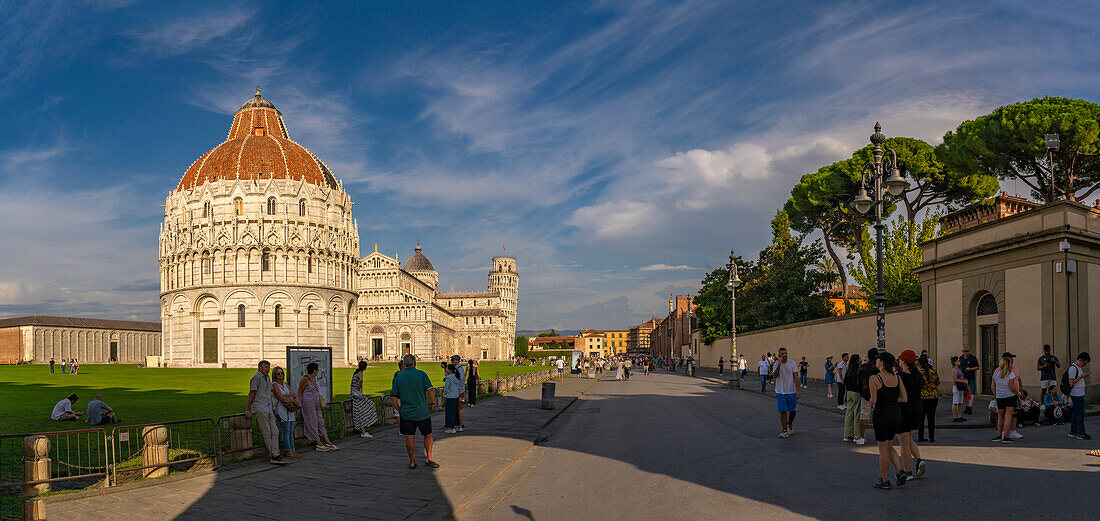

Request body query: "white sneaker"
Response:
[1009, 430, 1023, 439]
[315, 445, 331, 452]
[855, 437, 866, 446]
[360, 432, 373, 438]
[778, 430, 790, 438]
[445, 428, 456, 434]
[457, 426, 465, 432]
[837, 405, 845, 410]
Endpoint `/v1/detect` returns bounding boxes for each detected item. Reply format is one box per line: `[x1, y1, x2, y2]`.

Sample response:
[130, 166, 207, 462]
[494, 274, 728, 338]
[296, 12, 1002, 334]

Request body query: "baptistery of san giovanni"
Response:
[160, 90, 517, 367]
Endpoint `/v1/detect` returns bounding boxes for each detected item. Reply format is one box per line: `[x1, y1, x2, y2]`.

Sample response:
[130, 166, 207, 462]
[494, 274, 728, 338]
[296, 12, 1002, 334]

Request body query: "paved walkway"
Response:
[46, 375, 598, 521]
[683, 366, 1097, 431]
[462, 371, 1100, 520]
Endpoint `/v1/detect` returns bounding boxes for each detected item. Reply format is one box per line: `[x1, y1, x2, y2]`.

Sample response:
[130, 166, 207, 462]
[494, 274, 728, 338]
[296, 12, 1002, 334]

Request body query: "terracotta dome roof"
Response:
[177, 90, 338, 191]
[402, 244, 435, 272]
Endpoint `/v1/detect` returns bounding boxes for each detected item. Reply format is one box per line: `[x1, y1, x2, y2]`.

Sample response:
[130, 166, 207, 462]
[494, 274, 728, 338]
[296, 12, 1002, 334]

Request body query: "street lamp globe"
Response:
[884, 167, 909, 196]
[852, 187, 874, 214]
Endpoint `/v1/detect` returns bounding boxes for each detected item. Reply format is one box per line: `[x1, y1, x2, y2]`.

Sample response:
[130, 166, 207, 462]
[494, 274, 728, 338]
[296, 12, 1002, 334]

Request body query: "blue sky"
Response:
[1, 0, 1098, 330]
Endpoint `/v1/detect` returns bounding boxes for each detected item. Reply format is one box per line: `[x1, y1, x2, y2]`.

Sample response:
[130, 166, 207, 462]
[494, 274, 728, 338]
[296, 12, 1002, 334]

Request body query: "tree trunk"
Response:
[821, 232, 849, 314]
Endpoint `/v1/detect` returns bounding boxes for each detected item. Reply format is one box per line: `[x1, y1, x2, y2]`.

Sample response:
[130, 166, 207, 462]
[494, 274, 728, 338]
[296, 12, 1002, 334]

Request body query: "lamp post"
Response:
[851, 123, 910, 351]
[725, 249, 741, 383]
[1060, 239, 1073, 359]
[1044, 133, 1059, 201]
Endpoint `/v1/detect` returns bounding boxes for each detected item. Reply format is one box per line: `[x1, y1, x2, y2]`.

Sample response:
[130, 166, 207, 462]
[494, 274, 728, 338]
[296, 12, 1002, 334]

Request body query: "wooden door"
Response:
[980, 325, 998, 394]
[203, 328, 218, 364]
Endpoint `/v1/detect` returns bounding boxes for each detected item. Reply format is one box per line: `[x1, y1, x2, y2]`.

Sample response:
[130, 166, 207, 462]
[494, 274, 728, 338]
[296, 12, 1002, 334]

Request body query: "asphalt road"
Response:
[460, 371, 1100, 521]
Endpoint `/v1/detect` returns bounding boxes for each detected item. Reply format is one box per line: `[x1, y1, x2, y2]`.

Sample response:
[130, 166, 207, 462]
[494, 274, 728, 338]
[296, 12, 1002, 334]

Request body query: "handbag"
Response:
[282, 399, 299, 413]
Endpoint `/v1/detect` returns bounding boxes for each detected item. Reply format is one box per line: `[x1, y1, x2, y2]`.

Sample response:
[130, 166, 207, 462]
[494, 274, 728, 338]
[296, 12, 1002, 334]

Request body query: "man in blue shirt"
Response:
[390, 354, 439, 469]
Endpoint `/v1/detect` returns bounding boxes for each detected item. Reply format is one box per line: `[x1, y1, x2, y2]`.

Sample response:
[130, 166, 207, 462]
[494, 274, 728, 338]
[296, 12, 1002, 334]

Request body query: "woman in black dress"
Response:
[896, 350, 925, 480]
[869, 351, 908, 489]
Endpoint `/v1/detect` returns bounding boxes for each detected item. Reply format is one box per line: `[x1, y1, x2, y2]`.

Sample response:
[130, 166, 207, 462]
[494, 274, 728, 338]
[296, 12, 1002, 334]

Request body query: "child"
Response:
[443, 364, 464, 434]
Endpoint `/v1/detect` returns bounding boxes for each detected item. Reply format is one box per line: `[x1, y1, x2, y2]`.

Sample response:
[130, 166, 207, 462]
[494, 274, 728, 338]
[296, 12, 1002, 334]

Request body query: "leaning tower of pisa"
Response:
[488, 256, 519, 340]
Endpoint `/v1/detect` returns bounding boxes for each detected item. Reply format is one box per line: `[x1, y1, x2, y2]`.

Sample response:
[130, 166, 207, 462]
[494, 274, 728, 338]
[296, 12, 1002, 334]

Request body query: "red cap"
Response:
[899, 350, 918, 364]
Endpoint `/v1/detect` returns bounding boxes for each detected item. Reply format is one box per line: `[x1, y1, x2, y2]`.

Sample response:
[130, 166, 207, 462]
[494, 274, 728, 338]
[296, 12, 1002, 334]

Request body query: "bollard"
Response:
[22, 435, 50, 497]
[541, 381, 556, 410]
[23, 498, 46, 521]
[141, 425, 170, 478]
[477, 381, 487, 396]
[228, 416, 254, 460]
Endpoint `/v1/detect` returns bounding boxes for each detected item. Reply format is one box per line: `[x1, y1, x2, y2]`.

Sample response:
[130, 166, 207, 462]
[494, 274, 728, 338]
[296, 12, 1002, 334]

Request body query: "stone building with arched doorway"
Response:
[917, 200, 1100, 398]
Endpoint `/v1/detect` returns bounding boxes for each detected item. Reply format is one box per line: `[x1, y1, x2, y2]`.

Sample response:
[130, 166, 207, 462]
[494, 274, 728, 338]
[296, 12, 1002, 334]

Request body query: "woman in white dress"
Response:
[615, 359, 626, 381]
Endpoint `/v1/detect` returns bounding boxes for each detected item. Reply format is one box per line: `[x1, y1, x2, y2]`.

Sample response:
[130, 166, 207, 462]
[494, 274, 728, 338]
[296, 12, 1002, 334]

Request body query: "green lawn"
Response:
[0, 362, 546, 435]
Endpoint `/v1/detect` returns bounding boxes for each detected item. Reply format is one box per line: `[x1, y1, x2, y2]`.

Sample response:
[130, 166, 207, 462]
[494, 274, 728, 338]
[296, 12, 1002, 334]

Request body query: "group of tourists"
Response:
[759, 343, 1091, 490]
[48, 357, 80, 375]
[50, 393, 119, 425]
[246, 360, 334, 465]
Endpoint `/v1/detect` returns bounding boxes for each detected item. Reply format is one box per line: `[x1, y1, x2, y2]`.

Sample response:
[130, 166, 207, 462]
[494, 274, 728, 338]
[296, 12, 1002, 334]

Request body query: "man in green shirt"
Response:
[390, 354, 438, 469]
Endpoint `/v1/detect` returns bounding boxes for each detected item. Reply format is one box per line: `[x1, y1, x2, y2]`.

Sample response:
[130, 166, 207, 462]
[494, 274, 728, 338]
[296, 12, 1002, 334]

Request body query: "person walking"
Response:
[842, 354, 862, 443]
[897, 350, 925, 479]
[836, 353, 849, 409]
[771, 348, 799, 438]
[718, 357, 725, 376]
[246, 360, 288, 465]
[1037, 344, 1061, 395]
[757, 355, 769, 392]
[466, 359, 480, 406]
[824, 357, 835, 397]
[450, 355, 467, 431]
[61, 358, 68, 375]
[868, 351, 906, 489]
[350, 361, 378, 438]
[555, 358, 566, 381]
[950, 356, 968, 423]
[615, 359, 625, 381]
[991, 353, 1022, 443]
[1067, 352, 1091, 440]
[271, 367, 301, 459]
[298, 362, 339, 452]
[72, 359, 79, 374]
[856, 349, 879, 445]
[798, 357, 809, 388]
[959, 346, 979, 414]
[49, 358, 55, 375]
[391, 354, 439, 468]
[915, 353, 940, 443]
[738, 355, 747, 381]
[443, 364, 463, 434]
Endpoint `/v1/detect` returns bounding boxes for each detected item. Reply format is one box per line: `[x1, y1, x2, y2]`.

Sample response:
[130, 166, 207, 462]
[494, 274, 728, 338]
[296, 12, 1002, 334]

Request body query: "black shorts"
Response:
[399, 417, 432, 436]
[996, 396, 1018, 410]
[872, 412, 900, 442]
[92, 416, 112, 426]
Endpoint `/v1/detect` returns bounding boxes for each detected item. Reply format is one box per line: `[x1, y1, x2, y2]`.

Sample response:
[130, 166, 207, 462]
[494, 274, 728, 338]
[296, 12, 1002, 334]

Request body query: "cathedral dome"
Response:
[403, 244, 435, 272]
[176, 89, 338, 191]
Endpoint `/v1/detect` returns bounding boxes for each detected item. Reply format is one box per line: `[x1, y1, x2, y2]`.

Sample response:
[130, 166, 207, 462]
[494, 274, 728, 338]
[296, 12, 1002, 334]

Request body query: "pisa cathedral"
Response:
[159, 90, 517, 368]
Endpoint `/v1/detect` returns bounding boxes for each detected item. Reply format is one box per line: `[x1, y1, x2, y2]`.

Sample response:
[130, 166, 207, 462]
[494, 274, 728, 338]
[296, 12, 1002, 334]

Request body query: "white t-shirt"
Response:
[836, 361, 847, 379]
[51, 399, 72, 420]
[1069, 364, 1086, 397]
[757, 360, 769, 374]
[555, 359, 565, 370]
[991, 370, 1016, 399]
[774, 360, 798, 395]
[738, 358, 747, 370]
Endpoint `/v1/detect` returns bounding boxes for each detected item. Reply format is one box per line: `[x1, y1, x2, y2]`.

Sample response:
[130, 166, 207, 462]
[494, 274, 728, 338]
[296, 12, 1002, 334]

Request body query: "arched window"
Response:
[977, 294, 998, 316]
[237, 304, 246, 327]
[306, 306, 313, 328]
[467, 335, 472, 345]
[234, 198, 243, 216]
[203, 201, 211, 218]
[299, 199, 306, 217]
[274, 304, 282, 327]
[262, 250, 270, 272]
[307, 256, 312, 273]
[267, 197, 276, 215]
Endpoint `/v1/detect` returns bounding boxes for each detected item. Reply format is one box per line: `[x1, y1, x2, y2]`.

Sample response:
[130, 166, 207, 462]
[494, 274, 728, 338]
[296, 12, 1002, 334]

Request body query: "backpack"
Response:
[1060, 366, 1075, 396]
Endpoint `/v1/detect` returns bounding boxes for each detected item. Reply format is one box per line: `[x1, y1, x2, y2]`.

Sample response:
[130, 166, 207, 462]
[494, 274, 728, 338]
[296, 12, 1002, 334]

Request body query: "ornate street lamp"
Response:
[725, 249, 741, 383]
[851, 123, 909, 351]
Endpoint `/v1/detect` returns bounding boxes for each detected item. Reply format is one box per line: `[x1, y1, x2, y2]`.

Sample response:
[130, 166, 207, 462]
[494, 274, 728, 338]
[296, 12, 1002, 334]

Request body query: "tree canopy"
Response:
[848, 214, 939, 307]
[937, 96, 1100, 203]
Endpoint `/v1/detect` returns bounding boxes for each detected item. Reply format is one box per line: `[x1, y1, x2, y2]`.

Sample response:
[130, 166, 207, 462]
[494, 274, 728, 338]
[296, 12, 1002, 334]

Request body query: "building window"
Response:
[237, 304, 246, 327]
[203, 201, 211, 217]
[306, 306, 313, 328]
[307, 256, 312, 273]
[977, 294, 998, 316]
[274, 304, 282, 327]
[234, 198, 243, 216]
[299, 199, 306, 217]
[262, 250, 270, 271]
[467, 336, 472, 345]
[266, 197, 276, 215]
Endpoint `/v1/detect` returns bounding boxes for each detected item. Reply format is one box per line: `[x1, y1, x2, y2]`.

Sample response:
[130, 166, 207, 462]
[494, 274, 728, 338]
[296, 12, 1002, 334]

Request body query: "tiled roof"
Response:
[0, 316, 161, 332]
[402, 244, 435, 272]
[177, 92, 338, 191]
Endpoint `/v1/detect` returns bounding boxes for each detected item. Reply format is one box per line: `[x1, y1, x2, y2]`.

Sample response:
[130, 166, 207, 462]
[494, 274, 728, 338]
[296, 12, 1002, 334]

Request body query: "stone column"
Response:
[191, 311, 200, 364]
[258, 308, 266, 363]
[218, 309, 226, 367]
[141, 425, 169, 478]
[228, 416, 254, 460]
[294, 309, 301, 346]
[323, 311, 330, 349]
[22, 435, 50, 496]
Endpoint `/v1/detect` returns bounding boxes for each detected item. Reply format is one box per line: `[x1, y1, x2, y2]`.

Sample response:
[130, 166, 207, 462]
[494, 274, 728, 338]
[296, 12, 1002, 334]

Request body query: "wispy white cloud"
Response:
[127, 10, 253, 57]
[640, 264, 698, 272]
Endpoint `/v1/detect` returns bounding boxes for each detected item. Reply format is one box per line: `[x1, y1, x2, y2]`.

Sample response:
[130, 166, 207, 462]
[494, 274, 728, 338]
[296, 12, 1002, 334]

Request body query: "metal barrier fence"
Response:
[0, 369, 556, 521]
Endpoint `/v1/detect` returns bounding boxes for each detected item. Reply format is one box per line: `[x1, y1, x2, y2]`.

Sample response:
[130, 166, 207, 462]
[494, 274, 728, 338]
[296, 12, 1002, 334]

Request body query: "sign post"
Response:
[286, 346, 333, 404]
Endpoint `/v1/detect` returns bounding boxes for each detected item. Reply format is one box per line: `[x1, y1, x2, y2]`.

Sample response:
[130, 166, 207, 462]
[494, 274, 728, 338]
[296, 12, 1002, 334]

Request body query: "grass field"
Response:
[0, 362, 546, 435]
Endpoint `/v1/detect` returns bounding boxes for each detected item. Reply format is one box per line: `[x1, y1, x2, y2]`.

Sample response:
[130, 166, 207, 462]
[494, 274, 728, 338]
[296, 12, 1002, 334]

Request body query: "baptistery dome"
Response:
[159, 89, 359, 368]
[177, 90, 337, 190]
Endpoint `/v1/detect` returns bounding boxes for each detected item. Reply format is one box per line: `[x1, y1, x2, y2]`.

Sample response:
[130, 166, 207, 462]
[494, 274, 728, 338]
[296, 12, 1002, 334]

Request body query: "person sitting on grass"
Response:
[51, 394, 83, 421]
[86, 394, 118, 425]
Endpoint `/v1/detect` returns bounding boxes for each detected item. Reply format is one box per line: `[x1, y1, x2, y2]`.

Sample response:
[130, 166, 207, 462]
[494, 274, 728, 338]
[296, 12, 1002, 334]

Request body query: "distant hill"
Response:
[516, 329, 581, 337]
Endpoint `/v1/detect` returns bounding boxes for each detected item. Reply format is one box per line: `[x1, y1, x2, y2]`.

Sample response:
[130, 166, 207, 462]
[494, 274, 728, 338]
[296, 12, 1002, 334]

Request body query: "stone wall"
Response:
[697, 304, 922, 381]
